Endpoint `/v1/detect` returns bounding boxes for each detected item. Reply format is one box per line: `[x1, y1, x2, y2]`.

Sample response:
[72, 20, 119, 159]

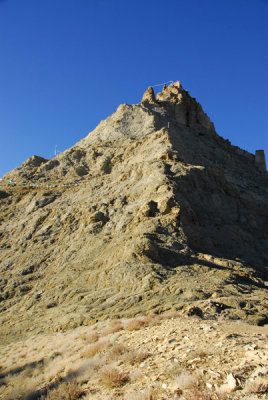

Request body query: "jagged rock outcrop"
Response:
[0, 82, 267, 344]
[142, 86, 156, 103]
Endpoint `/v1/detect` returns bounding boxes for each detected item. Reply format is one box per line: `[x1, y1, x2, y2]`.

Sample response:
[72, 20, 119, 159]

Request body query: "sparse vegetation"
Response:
[244, 376, 268, 394]
[81, 339, 109, 358]
[98, 366, 129, 388]
[106, 343, 128, 362]
[125, 318, 148, 331]
[122, 349, 149, 365]
[0, 316, 266, 400]
[80, 332, 99, 344]
[103, 319, 124, 335]
[174, 371, 198, 389]
[43, 380, 84, 400]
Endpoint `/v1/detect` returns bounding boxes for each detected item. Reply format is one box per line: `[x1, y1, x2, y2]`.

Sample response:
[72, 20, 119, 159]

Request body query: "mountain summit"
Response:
[1, 82, 267, 344]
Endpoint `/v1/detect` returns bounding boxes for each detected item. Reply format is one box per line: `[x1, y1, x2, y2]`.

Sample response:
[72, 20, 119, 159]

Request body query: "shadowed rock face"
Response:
[0, 82, 267, 344]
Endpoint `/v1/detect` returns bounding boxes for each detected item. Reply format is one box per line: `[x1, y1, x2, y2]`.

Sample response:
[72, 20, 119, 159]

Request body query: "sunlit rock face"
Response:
[1, 81, 267, 344]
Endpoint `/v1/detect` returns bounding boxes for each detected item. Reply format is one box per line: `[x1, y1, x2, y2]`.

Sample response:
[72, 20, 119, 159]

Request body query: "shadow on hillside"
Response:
[190, 256, 266, 288]
[0, 358, 46, 379]
[0, 362, 84, 400]
[155, 251, 266, 289]
[22, 371, 84, 400]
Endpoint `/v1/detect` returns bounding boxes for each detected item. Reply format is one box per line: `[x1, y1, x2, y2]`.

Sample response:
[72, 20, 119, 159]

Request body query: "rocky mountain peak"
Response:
[141, 81, 215, 133]
[141, 86, 156, 103]
[0, 82, 267, 344]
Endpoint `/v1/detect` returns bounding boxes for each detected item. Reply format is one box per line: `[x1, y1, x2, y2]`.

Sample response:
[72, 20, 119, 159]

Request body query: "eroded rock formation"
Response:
[0, 82, 267, 344]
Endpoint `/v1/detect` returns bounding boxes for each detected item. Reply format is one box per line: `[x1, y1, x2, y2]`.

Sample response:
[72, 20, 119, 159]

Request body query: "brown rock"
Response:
[141, 86, 156, 103]
[0, 80, 267, 344]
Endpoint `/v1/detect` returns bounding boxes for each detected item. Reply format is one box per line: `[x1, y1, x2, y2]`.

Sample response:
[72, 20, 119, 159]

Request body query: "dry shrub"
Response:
[81, 340, 109, 358]
[103, 320, 124, 335]
[144, 313, 164, 326]
[44, 380, 84, 400]
[129, 369, 143, 382]
[158, 311, 181, 320]
[99, 366, 129, 388]
[2, 374, 36, 400]
[4, 386, 33, 400]
[111, 319, 123, 327]
[174, 371, 198, 389]
[81, 332, 99, 344]
[137, 315, 154, 324]
[168, 362, 188, 377]
[244, 377, 268, 394]
[122, 350, 149, 365]
[125, 318, 149, 331]
[64, 358, 103, 383]
[106, 343, 128, 362]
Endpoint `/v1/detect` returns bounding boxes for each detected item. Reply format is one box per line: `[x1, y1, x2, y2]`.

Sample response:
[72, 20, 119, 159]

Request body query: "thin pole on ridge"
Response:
[151, 80, 173, 88]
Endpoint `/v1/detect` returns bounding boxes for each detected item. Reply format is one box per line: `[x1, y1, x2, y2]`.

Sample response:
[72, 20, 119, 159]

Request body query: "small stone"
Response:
[206, 382, 213, 389]
[244, 344, 257, 350]
[140, 363, 149, 368]
[187, 357, 201, 364]
[208, 369, 221, 377]
[227, 373, 237, 390]
[162, 383, 167, 389]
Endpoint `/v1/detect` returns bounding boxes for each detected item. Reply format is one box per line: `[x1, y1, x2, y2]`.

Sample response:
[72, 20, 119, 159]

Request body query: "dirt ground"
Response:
[0, 312, 267, 399]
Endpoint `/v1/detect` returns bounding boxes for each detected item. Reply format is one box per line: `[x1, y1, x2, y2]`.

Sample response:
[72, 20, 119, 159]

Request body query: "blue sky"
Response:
[0, 0, 267, 177]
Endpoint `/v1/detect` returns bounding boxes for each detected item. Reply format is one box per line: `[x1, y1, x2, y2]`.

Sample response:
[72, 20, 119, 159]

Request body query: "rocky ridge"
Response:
[0, 81, 267, 344]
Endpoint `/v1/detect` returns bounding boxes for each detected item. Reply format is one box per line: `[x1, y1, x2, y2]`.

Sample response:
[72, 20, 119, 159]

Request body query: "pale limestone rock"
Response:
[227, 373, 238, 390]
[206, 382, 213, 389]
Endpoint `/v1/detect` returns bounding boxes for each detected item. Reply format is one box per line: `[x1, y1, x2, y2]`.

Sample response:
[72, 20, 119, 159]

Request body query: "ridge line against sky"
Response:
[0, 0, 267, 177]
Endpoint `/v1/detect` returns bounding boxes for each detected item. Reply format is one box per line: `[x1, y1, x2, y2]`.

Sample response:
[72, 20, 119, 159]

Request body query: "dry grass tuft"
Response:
[2, 373, 38, 400]
[167, 362, 188, 377]
[129, 369, 143, 382]
[104, 319, 124, 335]
[122, 350, 149, 365]
[43, 380, 84, 400]
[174, 371, 198, 389]
[244, 376, 268, 394]
[81, 340, 109, 358]
[158, 311, 181, 320]
[80, 332, 99, 344]
[106, 343, 128, 362]
[99, 366, 129, 388]
[125, 318, 148, 331]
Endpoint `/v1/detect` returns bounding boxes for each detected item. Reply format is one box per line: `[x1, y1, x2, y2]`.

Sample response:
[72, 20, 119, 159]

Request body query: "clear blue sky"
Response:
[0, 0, 267, 177]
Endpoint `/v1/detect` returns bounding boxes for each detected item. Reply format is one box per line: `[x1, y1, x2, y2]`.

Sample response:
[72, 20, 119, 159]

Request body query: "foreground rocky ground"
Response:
[0, 312, 267, 399]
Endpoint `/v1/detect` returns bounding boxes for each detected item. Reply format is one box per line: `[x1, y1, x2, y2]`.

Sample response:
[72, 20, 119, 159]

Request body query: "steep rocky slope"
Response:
[0, 81, 267, 345]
